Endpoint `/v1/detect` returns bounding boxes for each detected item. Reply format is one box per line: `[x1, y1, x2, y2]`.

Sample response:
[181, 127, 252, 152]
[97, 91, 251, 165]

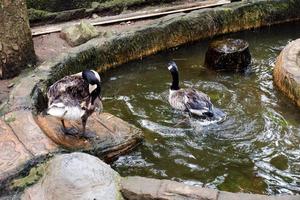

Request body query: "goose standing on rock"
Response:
[168, 61, 214, 118]
[47, 69, 102, 137]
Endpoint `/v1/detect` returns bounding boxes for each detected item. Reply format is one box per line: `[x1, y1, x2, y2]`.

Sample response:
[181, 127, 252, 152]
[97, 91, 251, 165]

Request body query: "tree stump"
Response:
[205, 38, 251, 72]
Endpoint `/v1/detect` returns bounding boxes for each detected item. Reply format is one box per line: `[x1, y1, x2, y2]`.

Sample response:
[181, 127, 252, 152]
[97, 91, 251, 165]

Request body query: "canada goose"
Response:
[47, 69, 102, 136]
[168, 61, 214, 118]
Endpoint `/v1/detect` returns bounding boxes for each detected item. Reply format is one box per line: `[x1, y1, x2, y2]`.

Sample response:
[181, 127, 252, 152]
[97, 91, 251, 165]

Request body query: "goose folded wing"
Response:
[184, 89, 212, 111]
[47, 76, 89, 104]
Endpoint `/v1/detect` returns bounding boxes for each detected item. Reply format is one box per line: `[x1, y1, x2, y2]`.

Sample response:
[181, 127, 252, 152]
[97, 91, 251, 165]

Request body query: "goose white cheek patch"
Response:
[168, 65, 173, 70]
[89, 84, 97, 93]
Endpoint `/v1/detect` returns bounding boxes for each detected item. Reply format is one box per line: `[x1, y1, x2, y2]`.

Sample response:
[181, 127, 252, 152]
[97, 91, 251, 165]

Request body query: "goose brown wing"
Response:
[47, 75, 89, 106]
[184, 88, 212, 111]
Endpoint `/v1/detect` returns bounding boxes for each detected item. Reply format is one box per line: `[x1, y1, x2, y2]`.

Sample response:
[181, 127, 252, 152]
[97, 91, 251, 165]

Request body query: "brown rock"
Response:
[22, 152, 122, 200]
[273, 38, 300, 107]
[0, 119, 32, 181]
[121, 176, 218, 200]
[35, 112, 143, 161]
[4, 111, 58, 156]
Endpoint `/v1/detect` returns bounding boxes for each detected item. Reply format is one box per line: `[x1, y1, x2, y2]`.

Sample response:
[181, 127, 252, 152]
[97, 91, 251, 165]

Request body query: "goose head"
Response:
[82, 69, 101, 103]
[168, 61, 178, 73]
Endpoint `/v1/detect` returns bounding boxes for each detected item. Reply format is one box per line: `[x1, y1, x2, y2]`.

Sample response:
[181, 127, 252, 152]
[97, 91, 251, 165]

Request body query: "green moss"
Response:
[4, 116, 16, 123]
[10, 163, 46, 190]
[26, 0, 177, 12]
[28, 8, 56, 23]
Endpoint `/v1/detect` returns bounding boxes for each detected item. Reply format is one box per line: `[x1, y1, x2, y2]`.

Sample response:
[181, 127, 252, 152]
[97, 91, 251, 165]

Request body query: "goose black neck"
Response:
[170, 70, 180, 90]
[91, 82, 101, 104]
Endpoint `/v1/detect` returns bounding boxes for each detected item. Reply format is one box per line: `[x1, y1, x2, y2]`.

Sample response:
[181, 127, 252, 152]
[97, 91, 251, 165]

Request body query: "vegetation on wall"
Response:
[26, 0, 178, 12]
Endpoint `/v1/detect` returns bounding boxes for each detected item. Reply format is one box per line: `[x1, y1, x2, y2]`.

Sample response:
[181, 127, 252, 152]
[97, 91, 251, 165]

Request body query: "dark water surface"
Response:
[101, 22, 300, 195]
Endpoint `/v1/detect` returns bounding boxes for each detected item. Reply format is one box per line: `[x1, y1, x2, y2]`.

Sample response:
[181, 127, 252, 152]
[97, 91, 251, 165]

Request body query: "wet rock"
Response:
[273, 38, 300, 107]
[0, 119, 32, 181]
[35, 112, 143, 161]
[22, 152, 122, 200]
[60, 21, 99, 47]
[4, 111, 58, 156]
[8, 72, 43, 112]
[121, 176, 218, 200]
[205, 39, 251, 72]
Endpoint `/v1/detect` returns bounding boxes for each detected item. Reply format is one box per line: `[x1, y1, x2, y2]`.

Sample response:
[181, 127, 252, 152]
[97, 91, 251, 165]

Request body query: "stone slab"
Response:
[218, 191, 300, 200]
[35, 112, 143, 161]
[121, 176, 218, 200]
[4, 111, 58, 156]
[0, 120, 32, 181]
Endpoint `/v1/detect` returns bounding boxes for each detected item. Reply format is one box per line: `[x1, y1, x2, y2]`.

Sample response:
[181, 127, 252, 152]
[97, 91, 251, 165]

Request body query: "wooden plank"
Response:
[31, 0, 230, 36]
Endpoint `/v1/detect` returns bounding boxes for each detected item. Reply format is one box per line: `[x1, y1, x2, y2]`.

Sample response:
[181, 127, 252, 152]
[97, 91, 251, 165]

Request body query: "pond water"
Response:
[101, 22, 300, 195]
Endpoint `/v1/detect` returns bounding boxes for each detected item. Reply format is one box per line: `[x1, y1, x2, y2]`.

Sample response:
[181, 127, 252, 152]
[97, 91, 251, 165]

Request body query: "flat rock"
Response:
[35, 112, 143, 161]
[218, 191, 300, 200]
[273, 38, 300, 107]
[121, 176, 218, 200]
[4, 111, 58, 156]
[22, 152, 122, 200]
[0, 120, 32, 181]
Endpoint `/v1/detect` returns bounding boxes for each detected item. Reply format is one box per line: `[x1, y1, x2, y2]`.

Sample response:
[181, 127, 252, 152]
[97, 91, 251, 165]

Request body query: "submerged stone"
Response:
[21, 152, 122, 200]
[205, 39, 251, 72]
[270, 154, 289, 171]
[60, 21, 99, 46]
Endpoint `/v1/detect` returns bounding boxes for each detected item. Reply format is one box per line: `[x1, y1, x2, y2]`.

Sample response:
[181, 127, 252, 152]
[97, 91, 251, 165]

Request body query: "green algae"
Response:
[10, 163, 46, 190]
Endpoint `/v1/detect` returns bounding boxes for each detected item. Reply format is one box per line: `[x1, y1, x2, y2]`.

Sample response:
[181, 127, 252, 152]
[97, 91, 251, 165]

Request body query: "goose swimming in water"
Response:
[168, 61, 214, 118]
[47, 69, 102, 136]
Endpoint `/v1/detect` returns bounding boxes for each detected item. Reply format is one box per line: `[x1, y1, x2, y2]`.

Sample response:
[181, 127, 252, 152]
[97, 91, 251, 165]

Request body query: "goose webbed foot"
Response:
[62, 127, 79, 136]
[61, 119, 79, 136]
[80, 131, 96, 139]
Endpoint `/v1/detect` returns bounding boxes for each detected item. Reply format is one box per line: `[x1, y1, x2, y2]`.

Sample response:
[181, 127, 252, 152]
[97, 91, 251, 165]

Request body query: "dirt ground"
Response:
[33, 19, 153, 62]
